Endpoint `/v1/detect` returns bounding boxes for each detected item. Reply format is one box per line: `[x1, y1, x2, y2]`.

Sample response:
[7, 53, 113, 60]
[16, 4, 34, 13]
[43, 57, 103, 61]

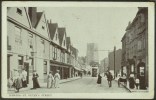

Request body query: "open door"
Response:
[24, 62, 29, 84]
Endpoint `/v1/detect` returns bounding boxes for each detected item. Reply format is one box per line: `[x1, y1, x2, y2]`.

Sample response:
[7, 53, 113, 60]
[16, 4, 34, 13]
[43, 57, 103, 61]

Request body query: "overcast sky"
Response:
[38, 7, 138, 61]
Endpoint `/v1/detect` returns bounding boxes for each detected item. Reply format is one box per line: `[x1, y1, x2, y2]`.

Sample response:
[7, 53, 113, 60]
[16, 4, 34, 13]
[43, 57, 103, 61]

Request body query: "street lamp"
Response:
[114, 46, 116, 79]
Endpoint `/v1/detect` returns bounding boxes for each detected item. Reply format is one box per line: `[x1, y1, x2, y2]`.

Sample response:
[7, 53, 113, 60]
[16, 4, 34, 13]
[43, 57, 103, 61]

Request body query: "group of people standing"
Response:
[97, 71, 113, 87]
[12, 68, 28, 93]
[47, 70, 60, 88]
[10, 68, 61, 93]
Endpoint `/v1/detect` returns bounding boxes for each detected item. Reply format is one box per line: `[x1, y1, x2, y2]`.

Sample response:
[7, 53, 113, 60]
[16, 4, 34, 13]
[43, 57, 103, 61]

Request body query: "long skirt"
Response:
[33, 78, 40, 88]
[13, 78, 22, 90]
[54, 78, 60, 88]
[22, 80, 27, 88]
[47, 78, 52, 88]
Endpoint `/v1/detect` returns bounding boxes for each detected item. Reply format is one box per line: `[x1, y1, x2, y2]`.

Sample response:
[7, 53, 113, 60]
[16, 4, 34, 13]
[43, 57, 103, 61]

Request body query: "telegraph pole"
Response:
[114, 46, 116, 79]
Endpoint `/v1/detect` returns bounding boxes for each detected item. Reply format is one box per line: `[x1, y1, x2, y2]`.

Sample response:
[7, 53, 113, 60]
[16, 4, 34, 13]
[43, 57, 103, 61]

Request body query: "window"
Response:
[17, 8, 22, 15]
[28, 33, 33, 50]
[18, 56, 23, 70]
[137, 40, 142, 50]
[41, 39, 45, 53]
[42, 26, 45, 30]
[44, 61, 47, 74]
[53, 47, 57, 60]
[56, 34, 57, 41]
[64, 40, 65, 46]
[15, 26, 22, 45]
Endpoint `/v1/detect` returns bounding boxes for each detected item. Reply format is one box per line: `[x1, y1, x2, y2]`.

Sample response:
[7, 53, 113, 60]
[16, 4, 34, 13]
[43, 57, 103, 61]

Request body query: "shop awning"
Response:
[50, 60, 72, 68]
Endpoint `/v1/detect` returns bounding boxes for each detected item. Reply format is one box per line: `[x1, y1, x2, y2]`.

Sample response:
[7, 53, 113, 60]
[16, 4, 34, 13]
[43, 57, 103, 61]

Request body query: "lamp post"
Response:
[114, 46, 116, 79]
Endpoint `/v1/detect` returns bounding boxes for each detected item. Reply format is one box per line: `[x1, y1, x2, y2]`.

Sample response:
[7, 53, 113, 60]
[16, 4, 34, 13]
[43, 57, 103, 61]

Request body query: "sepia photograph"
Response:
[1, 1, 155, 99]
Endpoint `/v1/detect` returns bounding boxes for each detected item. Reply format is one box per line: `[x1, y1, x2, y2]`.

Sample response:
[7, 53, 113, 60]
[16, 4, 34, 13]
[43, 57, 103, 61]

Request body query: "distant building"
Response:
[86, 43, 99, 65]
[86, 43, 99, 77]
[108, 49, 122, 77]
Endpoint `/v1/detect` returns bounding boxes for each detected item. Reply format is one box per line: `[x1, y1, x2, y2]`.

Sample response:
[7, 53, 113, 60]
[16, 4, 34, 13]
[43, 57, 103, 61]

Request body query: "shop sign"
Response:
[140, 66, 145, 76]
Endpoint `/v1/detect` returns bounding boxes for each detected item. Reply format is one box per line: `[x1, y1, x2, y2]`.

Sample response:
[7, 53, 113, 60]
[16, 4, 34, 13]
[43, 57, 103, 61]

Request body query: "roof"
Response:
[34, 12, 43, 28]
[48, 23, 58, 40]
[70, 45, 78, 58]
[66, 37, 71, 49]
[58, 28, 66, 45]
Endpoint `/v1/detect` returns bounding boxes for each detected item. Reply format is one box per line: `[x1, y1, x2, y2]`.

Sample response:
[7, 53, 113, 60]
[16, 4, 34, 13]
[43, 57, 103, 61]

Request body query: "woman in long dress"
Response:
[54, 70, 60, 88]
[97, 73, 102, 86]
[32, 70, 40, 89]
[47, 71, 52, 88]
[12, 70, 22, 93]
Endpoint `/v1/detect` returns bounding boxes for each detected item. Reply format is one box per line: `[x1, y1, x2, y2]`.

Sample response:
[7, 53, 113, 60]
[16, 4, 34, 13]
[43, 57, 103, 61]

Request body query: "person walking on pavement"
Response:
[12, 70, 22, 93]
[97, 73, 102, 87]
[54, 70, 60, 88]
[51, 71, 55, 88]
[21, 68, 27, 88]
[47, 71, 53, 88]
[31, 70, 40, 89]
[107, 71, 113, 87]
[129, 74, 135, 89]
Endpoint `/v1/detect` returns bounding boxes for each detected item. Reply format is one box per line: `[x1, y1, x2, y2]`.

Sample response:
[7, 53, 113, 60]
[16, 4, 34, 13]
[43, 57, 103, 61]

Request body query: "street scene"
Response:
[6, 5, 150, 96]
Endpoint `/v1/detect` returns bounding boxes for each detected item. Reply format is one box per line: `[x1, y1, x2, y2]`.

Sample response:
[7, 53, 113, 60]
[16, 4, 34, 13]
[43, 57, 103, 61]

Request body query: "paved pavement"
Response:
[8, 77, 130, 93]
[115, 78, 149, 93]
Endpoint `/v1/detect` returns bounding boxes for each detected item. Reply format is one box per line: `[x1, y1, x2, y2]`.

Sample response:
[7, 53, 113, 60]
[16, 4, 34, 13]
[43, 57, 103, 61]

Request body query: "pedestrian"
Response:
[31, 70, 40, 89]
[21, 68, 27, 88]
[12, 70, 22, 93]
[51, 71, 54, 88]
[47, 71, 53, 88]
[54, 70, 60, 88]
[135, 78, 140, 89]
[129, 74, 135, 89]
[97, 73, 102, 86]
[107, 71, 113, 87]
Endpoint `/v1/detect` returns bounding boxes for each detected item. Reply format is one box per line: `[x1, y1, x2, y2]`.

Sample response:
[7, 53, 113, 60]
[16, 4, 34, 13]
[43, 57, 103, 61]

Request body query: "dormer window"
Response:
[17, 8, 22, 15]
[56, 34, 57, 40]
[64, 40, 65, 46]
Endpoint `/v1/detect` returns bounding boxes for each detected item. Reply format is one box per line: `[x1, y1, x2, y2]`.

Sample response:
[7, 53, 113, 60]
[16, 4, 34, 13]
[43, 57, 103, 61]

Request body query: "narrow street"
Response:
[8, 77, 130, 93]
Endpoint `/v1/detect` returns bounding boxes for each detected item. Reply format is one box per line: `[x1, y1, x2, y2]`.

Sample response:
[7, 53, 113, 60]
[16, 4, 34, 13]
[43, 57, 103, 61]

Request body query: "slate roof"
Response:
[58, 28, 66, 45]
[34, 12, 43, 28]
[48, 23, 58, 40]
[70, 45, 78, 58]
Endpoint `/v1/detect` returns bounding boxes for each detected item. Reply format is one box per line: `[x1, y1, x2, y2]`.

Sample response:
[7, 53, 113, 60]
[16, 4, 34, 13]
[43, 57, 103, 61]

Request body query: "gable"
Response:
[61, 32, 67, 49]
[35, 12, 49, 39]
[7, 7, 31, 28]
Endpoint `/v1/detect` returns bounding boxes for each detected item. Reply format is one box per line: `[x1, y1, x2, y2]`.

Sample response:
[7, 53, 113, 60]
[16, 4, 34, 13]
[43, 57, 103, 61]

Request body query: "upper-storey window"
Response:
[42, 26, 45, 30]
[17, 8, 22, 15]
[64, 40, 65, 46]
[15, 26, 22, 45]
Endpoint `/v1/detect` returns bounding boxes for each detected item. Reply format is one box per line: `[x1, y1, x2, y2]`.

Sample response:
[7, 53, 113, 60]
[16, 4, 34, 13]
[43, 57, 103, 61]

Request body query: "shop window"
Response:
[29, 58, 34, 74]
[44, 61, 47, 74]
[17, 8, 22, 15]
[18, 56, 23, 70]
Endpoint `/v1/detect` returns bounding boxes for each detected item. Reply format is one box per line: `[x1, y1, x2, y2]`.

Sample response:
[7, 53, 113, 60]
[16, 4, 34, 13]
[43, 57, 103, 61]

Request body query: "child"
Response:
[135, 78, 140, 89]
